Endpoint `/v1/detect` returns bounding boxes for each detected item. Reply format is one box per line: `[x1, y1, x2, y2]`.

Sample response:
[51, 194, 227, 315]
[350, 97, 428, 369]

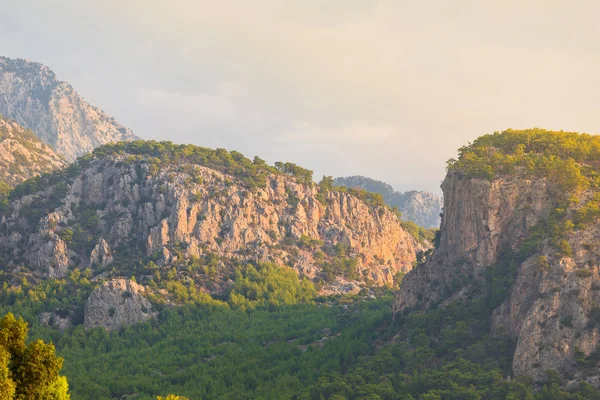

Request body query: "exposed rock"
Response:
[39, 310, 72, 331]
[319, 278, 362, 296]
[84, 279, 156, 330]
[0, 56, 136, 160]
[393, 170, 600, 384]
[393, 173, 551, 311]
[90, 238, 114, 268]
[0, 116, 65, 186]
[334, 176, 442, 228]
[0, 146, 427, 290]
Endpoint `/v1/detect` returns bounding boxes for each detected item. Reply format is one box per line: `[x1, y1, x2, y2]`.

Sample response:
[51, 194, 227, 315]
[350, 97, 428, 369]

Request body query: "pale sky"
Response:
[2, 0, 599, 193]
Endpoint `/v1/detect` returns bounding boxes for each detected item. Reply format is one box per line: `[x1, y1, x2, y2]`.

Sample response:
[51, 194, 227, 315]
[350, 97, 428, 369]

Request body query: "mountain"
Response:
[333, 176, 442, 228]
[394, 129, 600, 386]
[0, 141, 426, 323]
[0, 116, 65, 186]
[4, 131, 600, 399]
[0, 56, 136, 160]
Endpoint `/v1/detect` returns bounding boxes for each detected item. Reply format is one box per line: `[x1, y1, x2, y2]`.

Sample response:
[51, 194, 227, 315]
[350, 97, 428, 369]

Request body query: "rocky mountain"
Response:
[394, 129, 600, 386]
[0, 116, 65, 186]
[0, 56, 136, 160]
[0, 141, 425, 308]
[334, 176, 442, 228]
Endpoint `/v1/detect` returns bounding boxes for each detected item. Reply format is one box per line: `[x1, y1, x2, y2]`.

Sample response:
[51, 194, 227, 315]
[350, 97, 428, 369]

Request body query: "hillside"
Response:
[0, 141, 425, 328]
[394, 128, 600, 386]
[334, 176, 442, 228]
[0, 56, 136, 160]
[0, 116, 65, 186]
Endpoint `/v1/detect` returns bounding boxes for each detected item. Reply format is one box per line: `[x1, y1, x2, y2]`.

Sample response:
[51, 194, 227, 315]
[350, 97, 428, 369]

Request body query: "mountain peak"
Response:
[0, 56, 137, 160]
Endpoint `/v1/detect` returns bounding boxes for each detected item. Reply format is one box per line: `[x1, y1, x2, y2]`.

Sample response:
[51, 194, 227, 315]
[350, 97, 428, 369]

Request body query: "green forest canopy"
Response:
[448, 128, 600, 193]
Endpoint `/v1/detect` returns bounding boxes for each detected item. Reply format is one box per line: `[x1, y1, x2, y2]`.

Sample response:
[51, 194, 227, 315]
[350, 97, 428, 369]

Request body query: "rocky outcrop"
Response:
[0, 56, 136, 160]
[394, 174, 552, 311]
[84, 279, 155, 330]
[90, 238, 113, 268]
[39, 311, 72, 332]
[334, 176, 442, 228]
[393, 171, 600, 385]
[0, 117, 65, 186]
[0, 147, 425, 289]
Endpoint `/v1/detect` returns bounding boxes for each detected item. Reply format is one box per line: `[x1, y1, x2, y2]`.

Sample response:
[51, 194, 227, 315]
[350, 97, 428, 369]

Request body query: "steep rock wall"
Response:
[0, 155, 424, 290]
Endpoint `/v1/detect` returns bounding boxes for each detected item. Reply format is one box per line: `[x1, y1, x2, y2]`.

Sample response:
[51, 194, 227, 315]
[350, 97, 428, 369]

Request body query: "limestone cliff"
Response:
[393, 129, 600, 386]
[0, 116, 65, 186]
[0, 56, 136, 160]
[0, 142, 424, 294]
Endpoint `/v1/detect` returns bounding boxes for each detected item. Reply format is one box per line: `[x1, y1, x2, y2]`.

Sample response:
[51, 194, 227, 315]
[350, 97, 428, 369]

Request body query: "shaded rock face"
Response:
[334, 176, 442, 228]
[0, 117, 65, 186]
[39, 311, 72, 332]
[0, 155, 424, 288]
[0, 56, 136, 160]
[84, 279, 155, 330]
[393, 172, 600, 384]
[393, 173, 552, 311]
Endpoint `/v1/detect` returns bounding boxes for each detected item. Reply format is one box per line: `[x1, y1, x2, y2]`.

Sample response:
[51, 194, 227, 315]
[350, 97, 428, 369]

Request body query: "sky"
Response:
[1, 0, 600, 193]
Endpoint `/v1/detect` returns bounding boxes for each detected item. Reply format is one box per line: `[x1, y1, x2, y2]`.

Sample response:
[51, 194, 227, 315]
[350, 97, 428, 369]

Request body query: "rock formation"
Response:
[0, 56, 136, 160]
[334, 176, 442, 228]
[0, 116, 65, 186]
[84, 279, 155, 330]
[0, 142, 426, 294]
[394, 130, 600, 386]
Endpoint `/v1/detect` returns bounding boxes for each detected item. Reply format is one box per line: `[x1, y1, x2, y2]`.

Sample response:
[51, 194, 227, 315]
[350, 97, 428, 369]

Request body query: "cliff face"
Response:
[0, 117, 65, 186]
[334, 176, 442, 228]
[0, 56, 136, 160]
[394, 172, 600, 385]
[0, 148, 424, 291]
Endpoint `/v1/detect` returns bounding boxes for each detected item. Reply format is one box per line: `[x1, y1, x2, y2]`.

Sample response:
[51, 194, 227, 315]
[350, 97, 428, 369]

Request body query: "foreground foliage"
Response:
[0, 312, 69, 399]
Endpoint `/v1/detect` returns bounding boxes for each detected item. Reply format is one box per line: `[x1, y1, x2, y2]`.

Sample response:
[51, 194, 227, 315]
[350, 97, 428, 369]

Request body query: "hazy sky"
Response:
[2, 0, 599, 193]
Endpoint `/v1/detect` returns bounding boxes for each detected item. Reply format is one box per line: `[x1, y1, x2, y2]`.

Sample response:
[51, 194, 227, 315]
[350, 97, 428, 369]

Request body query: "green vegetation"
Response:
[0, 312, 69, 399]
[33, 298, 392, 400]
[227, 263, 317, 310]
[400, 220, 437, 246]
[90, 141, 314, 191]
[6, 295, 598, 400]
[448, 128, 600, 194]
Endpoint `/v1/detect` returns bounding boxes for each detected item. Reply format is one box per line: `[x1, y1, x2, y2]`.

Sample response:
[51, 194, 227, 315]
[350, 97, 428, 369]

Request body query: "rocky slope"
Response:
[334, 176, 442, 228]
[0, 56, 136, 160]
[0, 116, 65, 186]
[393, 129, 600, 386]
[0, 141, 424, 294]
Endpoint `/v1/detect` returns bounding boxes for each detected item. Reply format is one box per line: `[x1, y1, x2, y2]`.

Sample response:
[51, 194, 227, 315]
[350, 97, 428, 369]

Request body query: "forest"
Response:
[5, 292, 600, 400]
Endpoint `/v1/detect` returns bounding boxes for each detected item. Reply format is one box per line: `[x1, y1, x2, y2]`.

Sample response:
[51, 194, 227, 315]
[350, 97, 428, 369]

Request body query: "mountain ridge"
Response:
[0, 56, 136, 160]
[0, 141, 426, 312]
[334, 175, 442, 228]
[0, 116, 65, 187]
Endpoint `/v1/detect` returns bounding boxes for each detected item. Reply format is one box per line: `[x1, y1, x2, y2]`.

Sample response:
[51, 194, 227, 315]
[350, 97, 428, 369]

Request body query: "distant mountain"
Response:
[0, 116, 65, 186]
[0, 56, 136, 160]
[333, 176, 442, 228]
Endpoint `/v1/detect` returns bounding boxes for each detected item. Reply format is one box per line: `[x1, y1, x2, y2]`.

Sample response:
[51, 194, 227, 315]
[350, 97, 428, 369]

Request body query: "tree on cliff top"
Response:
[0, 312, 69, 399]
